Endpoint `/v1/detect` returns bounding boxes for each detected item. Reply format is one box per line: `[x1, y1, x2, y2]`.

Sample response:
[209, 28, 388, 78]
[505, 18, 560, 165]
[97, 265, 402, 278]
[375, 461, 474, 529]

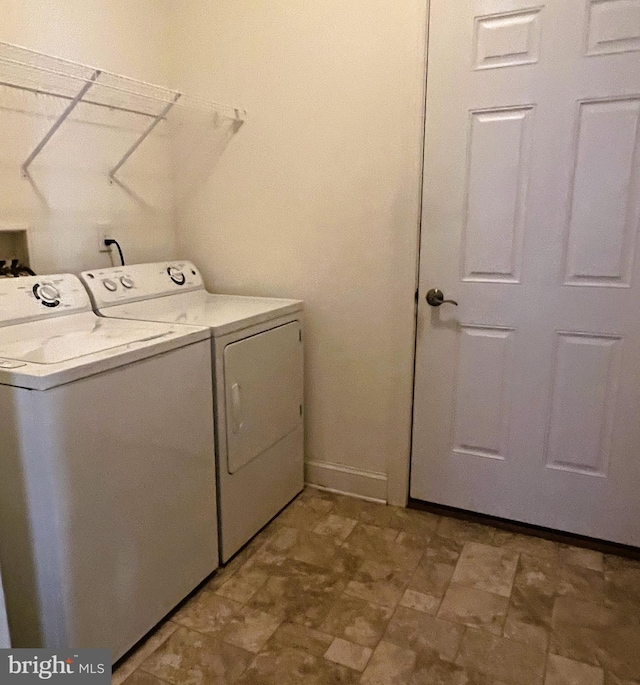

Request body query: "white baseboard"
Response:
[305, 460, 387, 502]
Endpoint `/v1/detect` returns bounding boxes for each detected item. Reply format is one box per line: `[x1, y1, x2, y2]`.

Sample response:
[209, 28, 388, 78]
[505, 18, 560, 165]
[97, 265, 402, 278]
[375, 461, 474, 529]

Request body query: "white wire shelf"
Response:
[0, 41, 246, 180]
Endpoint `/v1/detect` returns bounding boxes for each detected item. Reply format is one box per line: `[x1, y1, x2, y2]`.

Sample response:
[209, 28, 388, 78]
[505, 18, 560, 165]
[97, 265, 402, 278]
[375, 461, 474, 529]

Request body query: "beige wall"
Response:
[0, 0, 177, 273]
[1, 1, 427, 502]
[169, 1, 427, 502]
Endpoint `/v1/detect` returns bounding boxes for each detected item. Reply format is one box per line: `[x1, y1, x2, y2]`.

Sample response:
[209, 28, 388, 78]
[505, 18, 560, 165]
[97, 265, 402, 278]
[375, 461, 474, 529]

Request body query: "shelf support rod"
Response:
[21, 69, 101, 176]
[109, 92, 181, 181]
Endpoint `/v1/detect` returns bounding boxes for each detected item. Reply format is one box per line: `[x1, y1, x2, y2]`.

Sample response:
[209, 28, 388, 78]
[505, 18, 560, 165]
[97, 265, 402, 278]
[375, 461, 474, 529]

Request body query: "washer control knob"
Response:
[37, 284, 60, 303]
[167, 266, 186, 285]
[120, 276, 134, 289]
[103, 278, 118, 292]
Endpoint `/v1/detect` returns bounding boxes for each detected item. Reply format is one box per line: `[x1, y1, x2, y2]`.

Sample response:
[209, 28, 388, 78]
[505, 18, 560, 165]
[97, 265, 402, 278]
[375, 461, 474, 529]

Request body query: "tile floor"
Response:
[113, 487, 640, 685]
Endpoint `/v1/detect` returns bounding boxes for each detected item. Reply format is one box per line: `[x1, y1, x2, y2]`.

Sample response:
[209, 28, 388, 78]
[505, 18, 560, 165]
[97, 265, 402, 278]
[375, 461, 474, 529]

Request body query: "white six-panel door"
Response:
[411, 0, 640, 546]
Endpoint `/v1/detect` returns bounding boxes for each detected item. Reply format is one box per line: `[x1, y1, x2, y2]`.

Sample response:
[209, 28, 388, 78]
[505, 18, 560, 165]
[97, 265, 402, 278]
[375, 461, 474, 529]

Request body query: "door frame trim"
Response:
[386, 0, 432, 506]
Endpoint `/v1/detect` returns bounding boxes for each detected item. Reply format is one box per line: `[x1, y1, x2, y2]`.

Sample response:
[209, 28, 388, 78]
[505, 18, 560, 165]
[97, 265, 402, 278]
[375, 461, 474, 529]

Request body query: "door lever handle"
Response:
[426, 288, 458, 307]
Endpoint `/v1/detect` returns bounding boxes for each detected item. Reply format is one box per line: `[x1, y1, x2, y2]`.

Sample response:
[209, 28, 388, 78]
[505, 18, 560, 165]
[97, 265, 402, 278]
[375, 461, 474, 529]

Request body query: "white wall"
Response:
[169, 1, 427, 502]
[0, 0, 177, 274]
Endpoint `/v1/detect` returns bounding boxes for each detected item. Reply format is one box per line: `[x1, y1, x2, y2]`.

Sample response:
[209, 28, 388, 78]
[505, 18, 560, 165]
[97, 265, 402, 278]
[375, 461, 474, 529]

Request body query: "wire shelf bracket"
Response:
[109, 92, 181, 182]
[21, 69, 101, 176]
[0, 41, 246, 183]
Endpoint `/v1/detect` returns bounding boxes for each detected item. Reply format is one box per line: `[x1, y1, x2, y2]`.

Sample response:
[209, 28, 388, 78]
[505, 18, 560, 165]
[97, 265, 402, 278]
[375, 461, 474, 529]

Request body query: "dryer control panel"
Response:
[80, 261, 204, 309]
[0, 274, 91, 327]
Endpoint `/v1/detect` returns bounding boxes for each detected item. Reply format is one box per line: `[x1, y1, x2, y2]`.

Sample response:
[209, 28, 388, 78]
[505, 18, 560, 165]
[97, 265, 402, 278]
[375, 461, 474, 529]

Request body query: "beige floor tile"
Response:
[384, 606, 464, 661]
[399, 588, 441, 615]
[513, 554, 559, 597]
[265, 526, 342, 568]
[298, 486, 335, 502]
[247, 557, 347, 628]
[342, 524, 423, 572]
[236, 645, 359, 685]
[550, 595, 606, 666]
[219, 529, 275, 577]
[345, 560, 412, 609]
[558, 546, 604, 572]
[550, 595, 640, 680]
[120, 671, 167, 685]
[331, 546, 364, 577]
[409, 536, 463, 598]
[604, 555, 640, 572]
[324, 637, 373, 672]
[503, 587, 552, 650]
[313, 513, 358, 540]
[396, 531, 432, 551]
[287, 531, 343, 568]
[514, 546, 605, 602]
[437, 583, 509, 635]
[605, 562, 640, 609]
[229, 564, 271, 590]
[348, 523, 399, 543]
[114, 494, 640, 685]
[394, 508, 440, 538]
[456, 629, 547, 685]
[303, 492, 338, 511]
[360, 641, 417, 685]
[451, 542, 519, 597]
[140, 626, 254, 685]
[356, 503, 410, 531]
[171, 591, 241, 636]
[113, 621, 178, 685]
[215, 576, 264, 604]
[545, 654, 604, 685]
[355, 504, 439, 540]
[493, 530, 560, 560]
[409, 652, 500, 685]
[557, 564, 605, 603]
[266, 621, 334, 656]
[274, 497, 334, 531]
[437, 517, 496, 545]
[605, 673, 640, 685]
[328, 494, 390, 522]
[221, 606, 282, 653]
[320, 593, 394, 647]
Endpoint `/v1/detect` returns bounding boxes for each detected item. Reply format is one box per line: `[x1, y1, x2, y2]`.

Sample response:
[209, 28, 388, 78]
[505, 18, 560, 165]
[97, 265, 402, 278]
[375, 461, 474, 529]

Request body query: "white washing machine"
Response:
[80, 261, 304, 563]
[0, 274, 218, 659]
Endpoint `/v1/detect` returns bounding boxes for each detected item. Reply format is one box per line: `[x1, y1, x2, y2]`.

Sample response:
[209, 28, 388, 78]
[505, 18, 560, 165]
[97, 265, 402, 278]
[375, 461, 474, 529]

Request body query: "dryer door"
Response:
[224, 321, 303, 474]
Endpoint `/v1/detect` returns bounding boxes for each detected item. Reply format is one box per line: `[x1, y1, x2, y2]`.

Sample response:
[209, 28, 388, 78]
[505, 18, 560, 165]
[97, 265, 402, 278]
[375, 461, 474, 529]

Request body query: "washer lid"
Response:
[0, 314, 172, 364]
[0, 312, 210, 390]
[94, 290, 303, 337]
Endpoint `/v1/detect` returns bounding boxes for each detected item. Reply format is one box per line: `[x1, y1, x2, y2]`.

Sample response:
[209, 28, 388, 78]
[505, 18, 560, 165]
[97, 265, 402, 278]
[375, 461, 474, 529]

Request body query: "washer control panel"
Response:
[0, 274, 91, 327]
[80, 261, 203, 309]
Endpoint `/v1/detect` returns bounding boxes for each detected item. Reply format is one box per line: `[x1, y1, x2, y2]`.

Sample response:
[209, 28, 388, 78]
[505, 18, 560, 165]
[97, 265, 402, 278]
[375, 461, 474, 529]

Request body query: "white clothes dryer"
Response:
[80, 262, 304, 563]
[0, 274, 218, 659]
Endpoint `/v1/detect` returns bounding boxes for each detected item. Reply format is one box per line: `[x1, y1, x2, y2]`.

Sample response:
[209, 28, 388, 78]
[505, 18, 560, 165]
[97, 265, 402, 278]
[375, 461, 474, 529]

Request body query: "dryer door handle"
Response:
[230, 382, 244, 434]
